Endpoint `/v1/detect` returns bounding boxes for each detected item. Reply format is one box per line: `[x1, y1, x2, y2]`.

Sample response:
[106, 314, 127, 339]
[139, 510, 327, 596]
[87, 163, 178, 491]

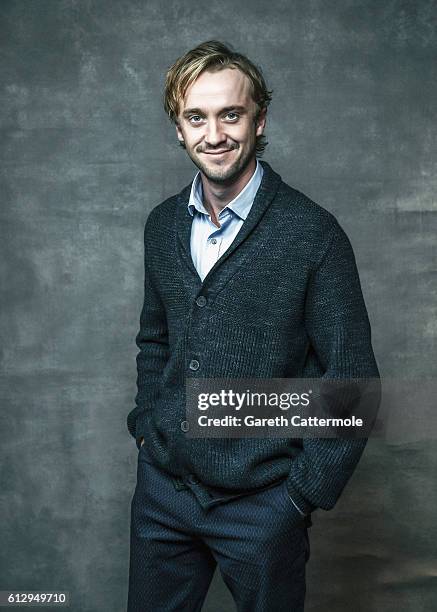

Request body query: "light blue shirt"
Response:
[187, 160, 264, 282]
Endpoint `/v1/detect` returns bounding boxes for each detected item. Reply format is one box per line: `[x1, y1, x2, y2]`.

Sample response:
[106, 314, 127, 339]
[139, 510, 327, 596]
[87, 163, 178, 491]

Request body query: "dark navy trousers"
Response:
[127, 444, 310, 611]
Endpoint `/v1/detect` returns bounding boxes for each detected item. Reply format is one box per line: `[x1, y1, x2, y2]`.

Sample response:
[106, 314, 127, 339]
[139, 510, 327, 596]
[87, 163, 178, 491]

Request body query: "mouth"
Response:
[202, 149, 232, 156]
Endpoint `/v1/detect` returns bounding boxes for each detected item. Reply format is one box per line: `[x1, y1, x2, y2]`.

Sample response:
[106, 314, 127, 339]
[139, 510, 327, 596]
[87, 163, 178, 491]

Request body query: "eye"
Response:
[188, 115, 203, 124]
[225, 112, 239, 121]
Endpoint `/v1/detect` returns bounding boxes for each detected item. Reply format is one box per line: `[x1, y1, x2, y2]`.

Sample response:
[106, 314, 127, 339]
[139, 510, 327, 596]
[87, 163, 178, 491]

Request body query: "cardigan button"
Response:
[180, 420, 190, 432]
[195, 295, 207, 307]
[189, 359, 200, 371]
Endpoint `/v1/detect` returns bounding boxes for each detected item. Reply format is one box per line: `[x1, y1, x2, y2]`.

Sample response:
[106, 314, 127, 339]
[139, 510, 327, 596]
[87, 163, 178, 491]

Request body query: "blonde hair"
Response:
[163, 40, 273, 156]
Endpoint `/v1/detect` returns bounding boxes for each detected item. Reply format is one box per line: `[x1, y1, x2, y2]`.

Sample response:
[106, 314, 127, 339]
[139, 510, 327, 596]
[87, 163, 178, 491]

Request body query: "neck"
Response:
[201, 158, 257, 225]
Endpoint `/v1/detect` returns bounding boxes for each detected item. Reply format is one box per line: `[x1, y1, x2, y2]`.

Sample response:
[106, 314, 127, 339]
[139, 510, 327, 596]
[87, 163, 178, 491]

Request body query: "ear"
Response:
[255, 107, 267, 136]
[175, 122, 184, 144]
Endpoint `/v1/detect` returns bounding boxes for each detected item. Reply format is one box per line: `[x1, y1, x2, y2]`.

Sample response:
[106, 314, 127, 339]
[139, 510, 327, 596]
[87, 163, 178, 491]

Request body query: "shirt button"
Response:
[189, 359, 200, 371]
[181, 420, 189, 432]
[211, 238, 217, 244]
[195, 295, 207, 307]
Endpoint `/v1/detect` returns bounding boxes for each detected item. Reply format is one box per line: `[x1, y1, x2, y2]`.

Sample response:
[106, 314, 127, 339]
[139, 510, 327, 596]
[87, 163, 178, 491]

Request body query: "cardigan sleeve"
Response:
[285, 220, 381, 515]
[126, 214, 170, 449]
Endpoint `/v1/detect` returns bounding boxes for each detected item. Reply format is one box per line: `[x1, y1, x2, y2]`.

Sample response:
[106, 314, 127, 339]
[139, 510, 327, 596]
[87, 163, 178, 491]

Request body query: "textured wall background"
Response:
[1, 1, 436, 610]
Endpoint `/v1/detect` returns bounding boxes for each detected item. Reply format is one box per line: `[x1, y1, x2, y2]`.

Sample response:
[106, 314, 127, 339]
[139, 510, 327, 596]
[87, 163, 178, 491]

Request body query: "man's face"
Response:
[175, 67, 266, 184]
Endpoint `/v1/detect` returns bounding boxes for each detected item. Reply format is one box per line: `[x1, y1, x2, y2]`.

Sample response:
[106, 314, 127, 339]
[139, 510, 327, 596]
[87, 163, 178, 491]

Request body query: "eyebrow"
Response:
[181, 105, 248, 118]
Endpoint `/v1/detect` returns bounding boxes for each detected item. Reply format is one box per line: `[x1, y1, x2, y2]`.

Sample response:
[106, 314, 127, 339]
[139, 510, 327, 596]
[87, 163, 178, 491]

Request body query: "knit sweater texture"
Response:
[126, 160, 381, 516]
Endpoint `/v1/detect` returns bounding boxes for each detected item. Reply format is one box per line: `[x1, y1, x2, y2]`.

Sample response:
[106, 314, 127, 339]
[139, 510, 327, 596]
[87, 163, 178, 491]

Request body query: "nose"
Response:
[204, 119, 227, 148]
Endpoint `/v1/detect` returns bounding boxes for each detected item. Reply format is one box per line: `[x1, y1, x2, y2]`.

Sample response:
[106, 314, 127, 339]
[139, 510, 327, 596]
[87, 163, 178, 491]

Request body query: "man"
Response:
[127, 40, 380, 612]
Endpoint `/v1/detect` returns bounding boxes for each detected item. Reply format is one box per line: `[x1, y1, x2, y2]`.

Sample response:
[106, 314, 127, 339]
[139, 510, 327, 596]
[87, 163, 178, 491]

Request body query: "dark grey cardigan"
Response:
[127, 160, 380, 516]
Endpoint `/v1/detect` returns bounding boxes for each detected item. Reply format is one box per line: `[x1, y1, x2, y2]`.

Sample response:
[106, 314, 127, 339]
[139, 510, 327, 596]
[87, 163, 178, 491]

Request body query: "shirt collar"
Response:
[187, 159, 264, 220]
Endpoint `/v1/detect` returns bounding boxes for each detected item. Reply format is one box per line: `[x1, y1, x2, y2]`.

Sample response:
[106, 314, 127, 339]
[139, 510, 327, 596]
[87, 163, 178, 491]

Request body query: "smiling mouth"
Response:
[203, 149, 232, 155]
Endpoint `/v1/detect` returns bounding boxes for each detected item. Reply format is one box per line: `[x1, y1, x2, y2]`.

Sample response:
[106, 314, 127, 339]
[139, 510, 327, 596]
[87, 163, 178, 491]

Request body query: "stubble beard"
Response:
[188, 140, 257, 186]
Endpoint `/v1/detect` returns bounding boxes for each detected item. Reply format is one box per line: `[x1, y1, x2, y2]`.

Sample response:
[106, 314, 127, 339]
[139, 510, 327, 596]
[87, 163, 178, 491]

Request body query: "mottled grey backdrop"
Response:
[1, 1, 436, 611]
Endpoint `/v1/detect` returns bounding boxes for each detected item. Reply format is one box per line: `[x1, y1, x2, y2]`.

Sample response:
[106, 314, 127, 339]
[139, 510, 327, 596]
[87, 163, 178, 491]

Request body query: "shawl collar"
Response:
[174, 160, 282, 289]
